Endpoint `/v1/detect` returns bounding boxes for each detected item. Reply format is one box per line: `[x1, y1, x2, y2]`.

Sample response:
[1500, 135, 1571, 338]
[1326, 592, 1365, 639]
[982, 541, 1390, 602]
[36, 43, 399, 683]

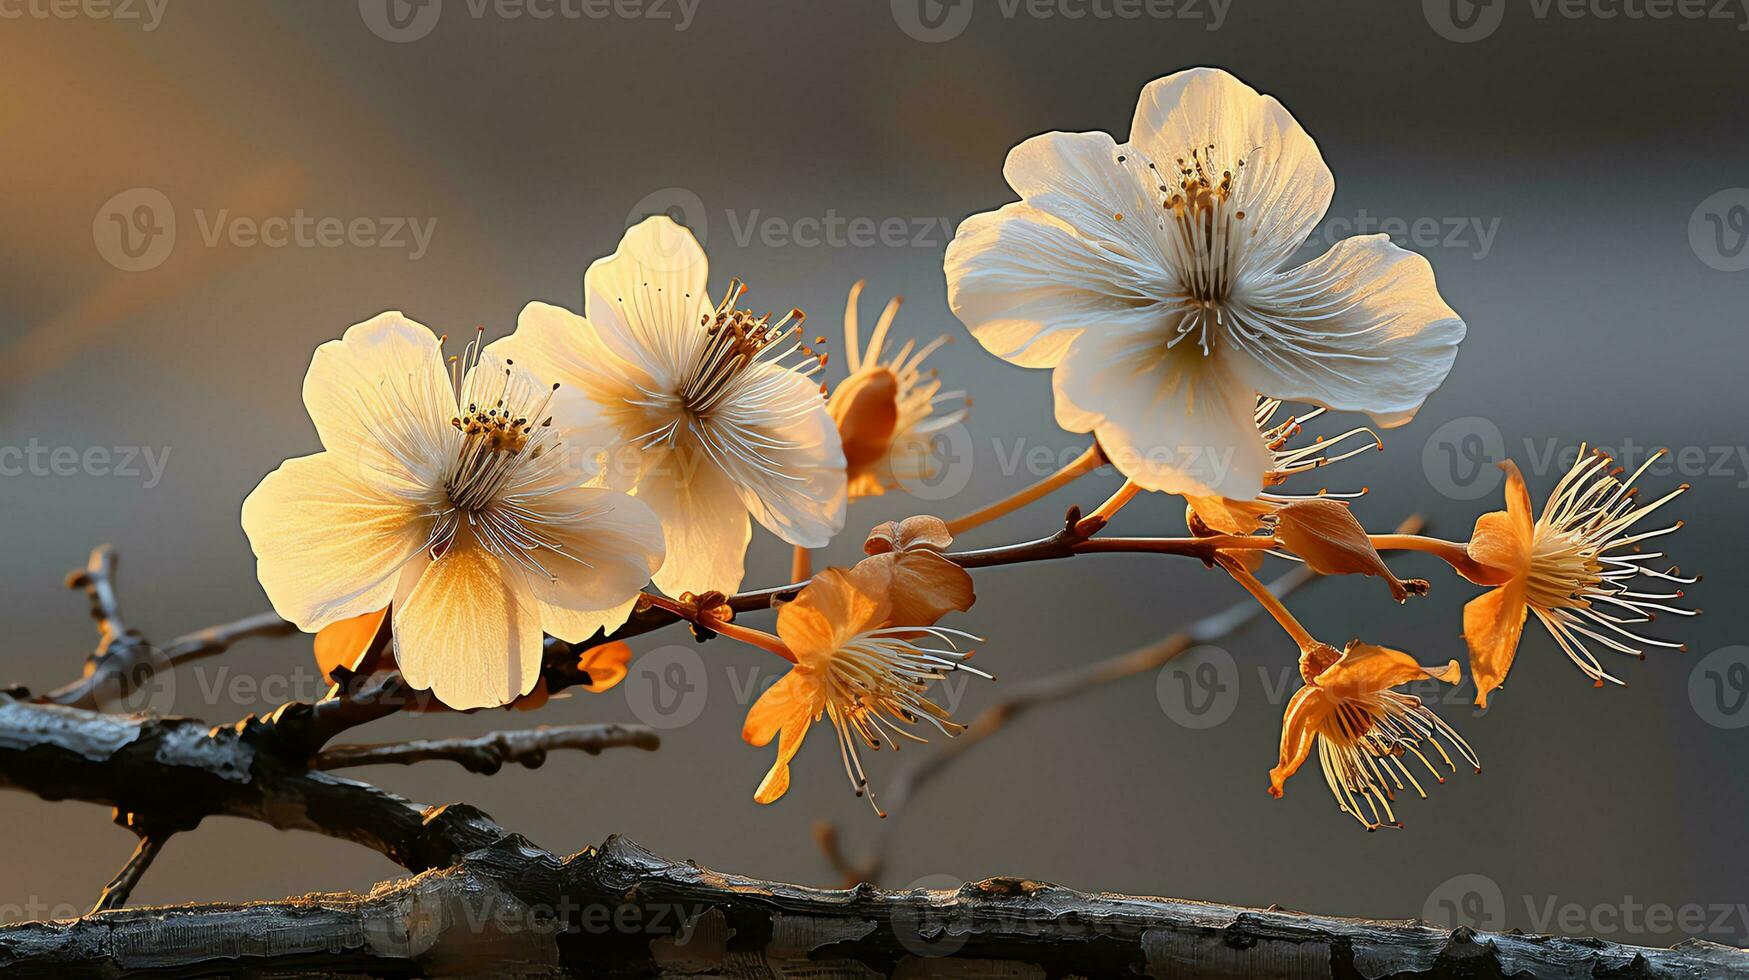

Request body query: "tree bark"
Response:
[2, 695, 1744, 978]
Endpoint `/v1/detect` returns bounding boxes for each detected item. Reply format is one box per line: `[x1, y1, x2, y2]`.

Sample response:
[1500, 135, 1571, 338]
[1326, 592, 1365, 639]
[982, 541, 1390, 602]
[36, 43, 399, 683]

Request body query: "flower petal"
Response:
[582, 216, 713, 385]
[859, 550, 974, 628]
[1465, 581, 1529, 708]
[715, 363, 847, 549]
[637, 457, 754, 598]
[742, 668, 818, 747]
[1129, 68, 1333, 278]
[777, 567, 890, 662]
[1185, 494, 1277, 535]
[576, 640, 634, 694]
[865, 515, 955, 555]
[313, 607, 388, 679]
[487, 302, 635, 463]
[242, 453, 433, 632]
[946, 202, 1172, 370]
[1051, 323, 1271, 498]
[1315, 641, 1460, 701]
[1268, 685, 1331, 797]
[302, 311, 455, 489]
[1272, 498, 1426, 603]
[1231, 235, 1465, 428]
[503, 486, 665, 634]
[393, 526, 544, 710]
[1002, 130, 1174, 280]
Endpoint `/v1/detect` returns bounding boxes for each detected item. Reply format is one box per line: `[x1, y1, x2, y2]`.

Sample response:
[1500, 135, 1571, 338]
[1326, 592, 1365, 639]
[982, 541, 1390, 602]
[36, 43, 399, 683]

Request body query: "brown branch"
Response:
[40, 546, 159, 710]
[314, 723, 660, 774]
[1, 833, 1741, 977]
[159, 610, 297, 666]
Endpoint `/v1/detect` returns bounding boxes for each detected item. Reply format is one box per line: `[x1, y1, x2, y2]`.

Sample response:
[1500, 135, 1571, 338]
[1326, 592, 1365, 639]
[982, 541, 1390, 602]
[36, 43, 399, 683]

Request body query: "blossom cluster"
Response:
[242, 68, 1695, 828]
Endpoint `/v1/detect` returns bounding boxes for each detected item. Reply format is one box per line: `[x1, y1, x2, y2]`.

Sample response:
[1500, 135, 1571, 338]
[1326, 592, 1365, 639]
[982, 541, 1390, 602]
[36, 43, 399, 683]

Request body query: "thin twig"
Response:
[160, 611, 297, 665]
[313, 723, 660, 775]
[90, 834, 168, 914]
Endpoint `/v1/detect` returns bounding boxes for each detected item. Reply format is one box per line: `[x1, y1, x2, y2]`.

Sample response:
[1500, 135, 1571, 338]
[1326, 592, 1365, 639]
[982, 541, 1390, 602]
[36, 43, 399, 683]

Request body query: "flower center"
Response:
[677, 280, 823, 420]
[1156, 144, 1251, 306]
[442, 333, 560, 515]
[1317, 691, 1478, 830]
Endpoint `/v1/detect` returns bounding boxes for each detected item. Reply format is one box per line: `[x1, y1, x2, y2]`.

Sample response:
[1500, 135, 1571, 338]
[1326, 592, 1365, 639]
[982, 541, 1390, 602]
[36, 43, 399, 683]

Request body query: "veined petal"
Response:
[1002, 130, 1174, 280]
[1269, 685, 1331, 796]
[743, 669, 819, 746]
[1315, 641, 1460, 701]
[501, 486, 664, 626]
[1465, 582, 1529, 708]
[946, 202, 1171, 370]
[242, 453, 434, 632]
[714, 364, 847, 549]
[1052, 321, 1270, 498]
[1129, 67, 1333, 278]
[583, 216, 713, 386]
[858, 550, 975, 628]
[777, 566, 890, 662]
[302, 311, 455, 491]
[393, 526, 544, 710]
[637, 457, 754, 598]
[487, 303, 640, 464]
[1231, 235, 1465, 428]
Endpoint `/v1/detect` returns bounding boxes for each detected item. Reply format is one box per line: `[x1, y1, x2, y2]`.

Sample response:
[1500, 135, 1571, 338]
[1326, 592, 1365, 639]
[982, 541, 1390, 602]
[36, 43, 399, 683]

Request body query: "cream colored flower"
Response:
[496, 217, 847, 598]
[946, 67, 1465, 500]
[243, 313, 665, 710]
[828, 281, 968, 499]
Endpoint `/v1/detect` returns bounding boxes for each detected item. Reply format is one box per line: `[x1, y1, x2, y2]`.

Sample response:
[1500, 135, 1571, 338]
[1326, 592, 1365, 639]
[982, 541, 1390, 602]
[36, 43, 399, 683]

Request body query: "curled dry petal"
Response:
[1271, 498, 1428, 602]
[865, 515, 955, 555]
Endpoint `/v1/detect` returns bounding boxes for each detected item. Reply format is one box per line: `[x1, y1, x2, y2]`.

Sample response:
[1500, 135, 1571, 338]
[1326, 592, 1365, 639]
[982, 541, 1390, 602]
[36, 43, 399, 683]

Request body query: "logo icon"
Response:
[891, 874, 970, 957]
[624, 644, 708, 730]
[1691, 646, 1749, 730]
[624, 187, 710, 273]
[1156, 645, 1239, 730]
[1423, 873, 1507, 932]
[1422, 416, 1506, 501]
[1423, 0, 1505, 42]
[90, 642, 178, 716]
[893, 421, 975, 503]
[1689, 188, 1749, 272]
[359, 0, 443, 43]
[892, 0, 974, 42]
[93, 188, 175, 272]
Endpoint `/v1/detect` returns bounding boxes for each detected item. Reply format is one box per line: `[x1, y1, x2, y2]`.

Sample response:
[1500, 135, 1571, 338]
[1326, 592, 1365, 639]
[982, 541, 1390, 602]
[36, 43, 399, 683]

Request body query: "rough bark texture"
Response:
[2, 694, 1745, 978]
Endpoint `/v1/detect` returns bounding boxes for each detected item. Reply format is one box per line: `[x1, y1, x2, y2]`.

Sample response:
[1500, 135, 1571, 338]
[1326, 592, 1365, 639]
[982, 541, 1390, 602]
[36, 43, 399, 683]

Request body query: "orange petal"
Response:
[752, 708, 813, 805]
[512, 678, 551, 712]
[1500, 459, 1534, 538]
[1465, 510, 1531, 586]
[313, 607, 388, 680]
[743, 669, 818, 746]
[1186, 495, 1277, 536]
[1272, 499, 1425, 602]
[1464, 581, 1529, 708]
[863, 550, 974, 627]
[1269, 686, 1332, 796]
[828, 367, 900, 481]
[776, 567, 889, 662]
[576, 640, 633, 693]
[1315, 641, 1460, 700]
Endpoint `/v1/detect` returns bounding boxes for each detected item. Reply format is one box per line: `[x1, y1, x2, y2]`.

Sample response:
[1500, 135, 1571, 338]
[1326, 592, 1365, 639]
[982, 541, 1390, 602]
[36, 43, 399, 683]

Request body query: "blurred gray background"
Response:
[3, 0, 1747, 949]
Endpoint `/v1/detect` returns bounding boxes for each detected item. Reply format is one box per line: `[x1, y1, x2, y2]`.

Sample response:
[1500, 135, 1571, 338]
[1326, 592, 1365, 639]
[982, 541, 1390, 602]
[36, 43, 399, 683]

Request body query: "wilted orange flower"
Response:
[1186, 398, 1380, 535]
[1270, 640, 1478, 830]
[828, 282, 967, 499]
[720, 544, 981, 814]
[1462, 449, 1696, 707]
